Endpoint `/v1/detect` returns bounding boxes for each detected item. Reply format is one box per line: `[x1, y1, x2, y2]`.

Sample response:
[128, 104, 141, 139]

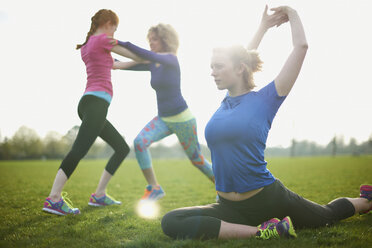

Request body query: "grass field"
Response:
[0, 156, 371, 247]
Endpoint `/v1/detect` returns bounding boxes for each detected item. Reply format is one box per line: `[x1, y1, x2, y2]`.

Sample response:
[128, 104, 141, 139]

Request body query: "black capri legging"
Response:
[161, 179, 355, 240]
[60, 95, 130, 178]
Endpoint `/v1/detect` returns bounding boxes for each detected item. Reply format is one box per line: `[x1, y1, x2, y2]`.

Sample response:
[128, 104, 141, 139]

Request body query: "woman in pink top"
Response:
[42, 9, 142, 216]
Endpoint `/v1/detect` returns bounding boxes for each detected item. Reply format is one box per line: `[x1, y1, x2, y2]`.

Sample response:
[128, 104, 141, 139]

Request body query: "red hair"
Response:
[76, 9, 119, 50]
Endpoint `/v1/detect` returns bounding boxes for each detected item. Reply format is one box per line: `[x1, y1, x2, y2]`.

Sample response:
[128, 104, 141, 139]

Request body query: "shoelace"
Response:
[61, 192, 76, 209]
[105, 193, 118, 202]
[261, 226, 279, 239]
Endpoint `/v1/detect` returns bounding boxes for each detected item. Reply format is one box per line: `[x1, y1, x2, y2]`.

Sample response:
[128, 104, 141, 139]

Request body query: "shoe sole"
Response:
[146, 192, 166, 201]
[42, 207, 66, 216]
[88, 202, 122, 207]
[88, 202, 105, 207]
[140, 192, 166, 203]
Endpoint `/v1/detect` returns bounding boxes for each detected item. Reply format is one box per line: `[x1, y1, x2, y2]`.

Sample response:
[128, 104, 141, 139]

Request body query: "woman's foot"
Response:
[359, 184, 372, 214]
[140, 185, 165, 201]
[42, 192, 80, 216]
[88, 193, 121, 207]
[256, 216, 297, 240]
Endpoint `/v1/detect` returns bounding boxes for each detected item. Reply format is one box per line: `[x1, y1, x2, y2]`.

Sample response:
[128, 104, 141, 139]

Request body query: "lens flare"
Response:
[136, 200, 160, 219]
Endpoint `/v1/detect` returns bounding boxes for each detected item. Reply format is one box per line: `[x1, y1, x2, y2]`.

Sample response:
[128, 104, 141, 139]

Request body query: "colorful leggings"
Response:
[133, 116, 214, 180]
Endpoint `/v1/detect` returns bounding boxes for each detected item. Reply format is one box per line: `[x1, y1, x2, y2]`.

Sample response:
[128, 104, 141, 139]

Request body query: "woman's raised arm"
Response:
[273, 6, 308, 96]
[247, 5, 288, 50]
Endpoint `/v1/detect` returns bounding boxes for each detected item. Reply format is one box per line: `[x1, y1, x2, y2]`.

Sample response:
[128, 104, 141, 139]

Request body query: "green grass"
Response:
[0, 156, 371, 247]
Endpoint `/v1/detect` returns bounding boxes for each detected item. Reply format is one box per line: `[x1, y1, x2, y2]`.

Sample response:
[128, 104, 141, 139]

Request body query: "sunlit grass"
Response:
[0, 156, 371, 247]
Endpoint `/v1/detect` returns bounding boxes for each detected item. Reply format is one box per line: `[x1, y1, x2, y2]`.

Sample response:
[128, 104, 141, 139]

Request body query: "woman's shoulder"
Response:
[86, 34, 114, 51]
[160, 52, 178, 59]
[161, 53, 180, 66]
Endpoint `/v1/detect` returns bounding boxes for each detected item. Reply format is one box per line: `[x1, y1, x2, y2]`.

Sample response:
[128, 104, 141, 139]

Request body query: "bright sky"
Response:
[1, 0, 371, 148]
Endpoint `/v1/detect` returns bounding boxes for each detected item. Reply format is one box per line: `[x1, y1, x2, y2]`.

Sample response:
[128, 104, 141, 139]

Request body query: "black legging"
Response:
[161, 179, 355, 240]
[60, 95, 130, 178]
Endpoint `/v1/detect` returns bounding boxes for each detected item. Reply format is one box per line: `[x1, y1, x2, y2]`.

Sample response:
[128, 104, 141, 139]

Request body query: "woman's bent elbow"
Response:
[301, 43, 309, 50]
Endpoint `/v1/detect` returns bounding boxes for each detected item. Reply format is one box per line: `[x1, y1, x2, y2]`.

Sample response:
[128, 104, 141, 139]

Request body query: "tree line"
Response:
[0, 126, 371, 160]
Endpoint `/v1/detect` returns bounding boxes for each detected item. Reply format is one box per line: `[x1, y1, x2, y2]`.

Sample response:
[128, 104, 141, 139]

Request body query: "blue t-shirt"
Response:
[117, 41, 188, 117]
[205, 81, 286, 193]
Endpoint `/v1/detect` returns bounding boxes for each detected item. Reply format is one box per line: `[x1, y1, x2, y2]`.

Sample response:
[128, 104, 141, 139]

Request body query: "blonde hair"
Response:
[213, 45, 263, 90]
[76, 9, 119, 50]
[147, 23, 179, 54]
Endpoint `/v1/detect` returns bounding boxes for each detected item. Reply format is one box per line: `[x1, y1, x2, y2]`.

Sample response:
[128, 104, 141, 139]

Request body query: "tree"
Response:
[290, 138, 296, 157]
[62, 125, 79, 148]
[330, 136, 337, 157]
[348, 137, 358, 156]
[0, 137, 12, 160]
[10, 126, 43, 159]
[43, 131, 67, 159]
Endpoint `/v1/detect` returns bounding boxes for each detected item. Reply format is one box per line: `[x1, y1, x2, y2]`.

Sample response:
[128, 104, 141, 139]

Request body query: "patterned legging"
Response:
[134, 116, 214, 181]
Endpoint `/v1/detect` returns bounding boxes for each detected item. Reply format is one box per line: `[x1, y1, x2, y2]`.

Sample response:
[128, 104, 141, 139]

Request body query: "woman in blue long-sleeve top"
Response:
[114, 23, 215, 201]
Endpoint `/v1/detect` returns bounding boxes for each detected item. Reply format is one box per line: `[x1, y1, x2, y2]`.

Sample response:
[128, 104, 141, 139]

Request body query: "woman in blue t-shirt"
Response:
[113, 24, 215, 201]
[161, 5, 372, 240]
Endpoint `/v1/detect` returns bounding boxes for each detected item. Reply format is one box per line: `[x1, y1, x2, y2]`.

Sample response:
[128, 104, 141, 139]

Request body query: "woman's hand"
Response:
[270, 6, 295, 15]
[247, 5, 288, 50]
[109, 38, 118, 46]
[260, 5, 288, 30]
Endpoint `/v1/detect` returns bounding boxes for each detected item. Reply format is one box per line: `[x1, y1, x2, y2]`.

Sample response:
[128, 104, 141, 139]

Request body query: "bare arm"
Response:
[112, 60, 140, 70]
[247, 5, 288, 50]
[111, 45, 144, 62]
[272, 6, 308, 96]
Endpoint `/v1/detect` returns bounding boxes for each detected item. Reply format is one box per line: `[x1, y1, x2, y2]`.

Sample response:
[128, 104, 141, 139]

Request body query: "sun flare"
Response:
[136, 200, 160, 219]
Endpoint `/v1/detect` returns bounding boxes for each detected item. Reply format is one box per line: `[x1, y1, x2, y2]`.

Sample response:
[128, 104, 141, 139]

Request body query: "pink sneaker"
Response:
[359, 184, 372, 215]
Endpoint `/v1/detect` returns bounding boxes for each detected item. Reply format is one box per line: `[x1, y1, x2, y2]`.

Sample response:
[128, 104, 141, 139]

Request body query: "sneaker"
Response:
[42, 192, 80, 216]
[257, 218, 280, 232]
[359, 184, 372, 214]
[140, 185, 165, 201]
[88, 193, 121, 207]
[256, 216, 297, 240]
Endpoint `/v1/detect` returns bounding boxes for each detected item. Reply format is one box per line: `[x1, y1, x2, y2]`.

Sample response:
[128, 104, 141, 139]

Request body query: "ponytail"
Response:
[214, 45, 263, 90]
[76, 9, 119, 50]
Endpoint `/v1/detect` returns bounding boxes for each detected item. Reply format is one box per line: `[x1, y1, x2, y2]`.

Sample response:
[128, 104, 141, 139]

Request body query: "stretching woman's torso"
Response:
[205, 81, 286, 195]
[81, 33, 115, 103]
[118, 41, 188, 116]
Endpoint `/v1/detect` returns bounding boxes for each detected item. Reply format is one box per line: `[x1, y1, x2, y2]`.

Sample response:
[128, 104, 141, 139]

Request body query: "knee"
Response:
[133, 135, 142, 147]
[134, 135, 149, 153]
[122, 142, 130, 157]
[115, 141, 130, 160]
[113, 139, 130, 160]
[161, 210, 180, 239]
[327, 197, 355, 220]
